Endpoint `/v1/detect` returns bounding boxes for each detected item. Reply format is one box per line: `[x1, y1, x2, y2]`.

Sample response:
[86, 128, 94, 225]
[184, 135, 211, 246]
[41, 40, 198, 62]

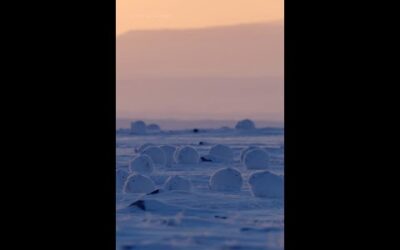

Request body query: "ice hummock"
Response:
[124, 174, 156, 194]
[243, 148, 270, 170]
[209, 167, 243, 192]
[129, 155, 154, 175]
[249, 170, 283, 198]
[142, 146, 167, 166]
[235, 119, 256, 130]
[174, 146, 200, 164]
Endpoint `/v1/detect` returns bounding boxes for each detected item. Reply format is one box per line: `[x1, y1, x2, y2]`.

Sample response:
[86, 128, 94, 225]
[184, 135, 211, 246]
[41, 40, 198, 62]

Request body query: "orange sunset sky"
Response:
[117, 0, 283, 34]
[117, 0, 284, 121]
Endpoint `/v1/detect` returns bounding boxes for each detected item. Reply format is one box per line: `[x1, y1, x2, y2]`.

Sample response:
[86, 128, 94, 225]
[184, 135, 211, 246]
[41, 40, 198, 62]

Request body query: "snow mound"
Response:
[131, 120, 147, 134]
[146, 123, 161, 132]
[124, 174, 156, 194]
[244, 149, 270, 170]
[209, 167, 243, 192]
[208, 144, 234, 162]
[164, 176, 191, 191]
[116, 168, 129, 192]
[160, 145, 176, 165]
[175, 146, 199, 164]
[136, 143, 155, 153]
[129, 155, 154, 175]
[235, 119, 256, 130]
[142, 146, 166, 166]
[248, 171, 283, 198]
[240, 146, 262, 162]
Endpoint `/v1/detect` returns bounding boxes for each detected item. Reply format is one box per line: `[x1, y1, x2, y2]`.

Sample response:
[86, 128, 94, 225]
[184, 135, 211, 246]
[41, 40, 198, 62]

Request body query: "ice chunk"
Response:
[209, 167, 243, 192]
[248, 170, 283, 198]
[160, 145, 176, 165]
[208, 144, 234, 163]
[164, 176, 191, 191]
[235, 119, 256, 130]
[129, 155, 154, 175]
[244, 149, 270, 170]
[124, 174, 156, 194]
[175, 146, 199, 164]
[142, 146, 166, 166]
[130, 120, 147, 134]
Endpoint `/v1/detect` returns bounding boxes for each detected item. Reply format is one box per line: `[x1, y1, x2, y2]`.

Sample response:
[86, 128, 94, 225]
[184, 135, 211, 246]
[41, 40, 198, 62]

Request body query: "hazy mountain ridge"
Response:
[117, 21, 283, 120]
[117, 21, 283, 79]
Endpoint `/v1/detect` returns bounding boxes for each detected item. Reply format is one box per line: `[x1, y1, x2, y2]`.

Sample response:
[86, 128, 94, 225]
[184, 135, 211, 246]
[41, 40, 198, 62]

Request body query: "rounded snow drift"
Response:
[164, 176, 191, 191]
[235, 119, 256, 130]
[209, 144, 234, 162]
[131, 120, 147, 134]
[160, 145, 176, 165]
[142, 146, 166, 166]
[129, 155, 154, 175]
[146, 123, 161, 132]
[248, 171, 283, 198]
[244, 149, 270, 170]
[209, 167, 243, 192]
[175, 146, 200, 164]
[240, 146, 262, 162]
[124, 174, 156, 194]
[116, 168, 129, 192]
[136, 143, 155, 153]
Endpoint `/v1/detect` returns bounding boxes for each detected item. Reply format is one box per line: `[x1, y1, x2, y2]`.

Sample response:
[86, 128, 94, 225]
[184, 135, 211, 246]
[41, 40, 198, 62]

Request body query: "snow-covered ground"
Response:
[116, 127, 284, 250]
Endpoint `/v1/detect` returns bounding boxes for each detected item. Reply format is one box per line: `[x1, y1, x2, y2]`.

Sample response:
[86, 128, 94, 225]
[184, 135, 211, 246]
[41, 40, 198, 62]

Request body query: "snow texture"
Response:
[244, 148, 270, 170]
[116, 126, 284, 250]
[129, 155, 154, 175]
[209, 167, 243, 192]
[249, 170, 284, 198]
[124, 174, 156, 194]
[164, 176, 192, 191]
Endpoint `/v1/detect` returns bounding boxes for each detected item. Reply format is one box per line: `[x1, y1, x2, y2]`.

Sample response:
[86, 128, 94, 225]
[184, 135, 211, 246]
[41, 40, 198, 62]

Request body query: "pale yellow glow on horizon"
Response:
[117, 0, 283, 35]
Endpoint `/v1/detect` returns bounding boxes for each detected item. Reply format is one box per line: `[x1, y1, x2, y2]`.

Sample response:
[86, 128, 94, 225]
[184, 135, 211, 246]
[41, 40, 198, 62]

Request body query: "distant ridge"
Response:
[117, 21, 283, 79]
[117, 21, 283, 121]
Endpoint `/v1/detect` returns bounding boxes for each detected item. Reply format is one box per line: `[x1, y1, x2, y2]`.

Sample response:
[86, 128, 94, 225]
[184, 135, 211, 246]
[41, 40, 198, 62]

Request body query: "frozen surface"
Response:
[116, 128, 284, 250]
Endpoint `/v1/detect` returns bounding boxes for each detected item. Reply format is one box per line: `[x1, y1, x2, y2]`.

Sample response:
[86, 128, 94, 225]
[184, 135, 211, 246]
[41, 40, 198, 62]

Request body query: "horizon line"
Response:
[117, 19, 284, 37]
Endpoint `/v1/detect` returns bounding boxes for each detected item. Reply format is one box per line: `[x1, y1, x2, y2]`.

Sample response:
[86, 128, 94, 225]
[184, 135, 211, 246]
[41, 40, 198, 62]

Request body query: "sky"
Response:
[117, 0, 283, 34]
[116, 0, 283, 122]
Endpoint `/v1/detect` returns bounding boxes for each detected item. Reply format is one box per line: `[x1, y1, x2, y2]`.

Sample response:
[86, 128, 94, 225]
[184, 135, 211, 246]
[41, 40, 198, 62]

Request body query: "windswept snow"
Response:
[164, 175, 192, 191]
[116, 125, 284, 250]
